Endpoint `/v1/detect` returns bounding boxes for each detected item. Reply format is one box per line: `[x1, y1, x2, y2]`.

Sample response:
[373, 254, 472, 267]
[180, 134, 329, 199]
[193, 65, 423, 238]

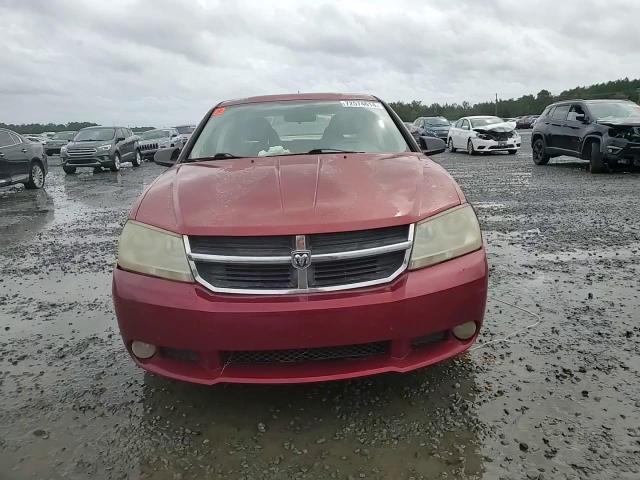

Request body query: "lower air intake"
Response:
[223, 341, 389, 365]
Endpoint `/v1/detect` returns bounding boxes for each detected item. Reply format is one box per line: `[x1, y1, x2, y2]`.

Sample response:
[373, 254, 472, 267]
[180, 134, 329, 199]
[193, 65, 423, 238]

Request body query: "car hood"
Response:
[139, 138, 169, 145]
[47, 139, 69, 145]
[67, 140, 112, 148]
[597, 117, 640, 127]
[133, 153, 463, 236]
[473, 122, 516, 134]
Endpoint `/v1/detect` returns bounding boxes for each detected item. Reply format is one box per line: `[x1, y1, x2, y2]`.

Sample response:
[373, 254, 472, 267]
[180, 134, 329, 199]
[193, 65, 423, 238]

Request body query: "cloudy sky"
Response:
[2, 0, 640, 126]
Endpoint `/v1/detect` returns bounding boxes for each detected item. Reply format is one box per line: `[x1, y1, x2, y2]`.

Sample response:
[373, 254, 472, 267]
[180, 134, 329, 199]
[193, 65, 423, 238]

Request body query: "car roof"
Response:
[81, 126, 120, 130]
[466, 115, 501, 119]
[218, 92, 378, 107]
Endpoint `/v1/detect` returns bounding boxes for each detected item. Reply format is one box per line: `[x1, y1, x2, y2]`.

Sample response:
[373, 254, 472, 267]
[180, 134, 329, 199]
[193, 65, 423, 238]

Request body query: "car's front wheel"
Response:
[467, 139, 477, 156]
[25, 161, 45, 189]
[63, 164, 76, 174]
[132, 150, 142, 167]
[532, 138, 550, 165]
[110, 152, 121, 172]
[448, 138, 456, 152]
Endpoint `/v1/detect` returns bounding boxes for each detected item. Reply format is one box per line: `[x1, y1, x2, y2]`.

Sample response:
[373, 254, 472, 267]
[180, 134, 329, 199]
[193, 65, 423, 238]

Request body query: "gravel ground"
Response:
[1, 134, 639, 479]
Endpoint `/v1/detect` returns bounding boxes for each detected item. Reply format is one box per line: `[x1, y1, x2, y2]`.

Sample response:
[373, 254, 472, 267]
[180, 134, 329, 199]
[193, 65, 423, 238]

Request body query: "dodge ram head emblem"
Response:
[291, 250, 311, 269]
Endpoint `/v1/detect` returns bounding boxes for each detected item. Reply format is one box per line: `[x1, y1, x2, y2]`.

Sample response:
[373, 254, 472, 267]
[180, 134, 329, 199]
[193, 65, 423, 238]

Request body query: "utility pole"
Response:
[495, 93, 498, 116]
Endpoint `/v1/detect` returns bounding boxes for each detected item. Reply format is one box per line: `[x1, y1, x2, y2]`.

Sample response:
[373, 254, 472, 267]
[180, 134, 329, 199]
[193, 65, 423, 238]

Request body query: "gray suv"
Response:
[61, 126, 141, 174]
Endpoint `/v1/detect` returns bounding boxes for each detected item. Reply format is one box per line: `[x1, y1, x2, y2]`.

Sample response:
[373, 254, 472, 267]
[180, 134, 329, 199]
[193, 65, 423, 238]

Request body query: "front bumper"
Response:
[472, 137, 521, 152]
[603, 139, 640, 164]
[61, 153, 113, 168]
[112, 249, 488, 385]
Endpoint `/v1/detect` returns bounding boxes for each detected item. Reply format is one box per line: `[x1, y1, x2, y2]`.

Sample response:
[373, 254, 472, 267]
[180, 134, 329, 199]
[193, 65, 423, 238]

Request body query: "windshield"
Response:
[470, 117, 503, 128]
[74, 128, 115, 142]
[587, 101, 640, 121]
[140, 129, 170, 140]
[424, 118, 450, 126]
[176, 126, 195, 135]
[52, 131, 75, 140]
[188, 100, 409, 159]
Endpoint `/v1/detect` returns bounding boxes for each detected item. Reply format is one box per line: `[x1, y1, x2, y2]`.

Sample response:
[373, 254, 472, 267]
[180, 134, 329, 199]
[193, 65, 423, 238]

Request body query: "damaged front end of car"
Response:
[600, 122, 640, 166]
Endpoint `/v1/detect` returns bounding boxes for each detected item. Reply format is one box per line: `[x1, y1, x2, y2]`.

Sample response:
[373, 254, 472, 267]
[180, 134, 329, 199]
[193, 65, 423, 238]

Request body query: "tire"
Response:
[508, 149, 517, 155]
[110, 152, 121, 172]
[132, 150, 142, 167]
[448, 138, 456, 152]
[467, 139, 477, 156]
[25, 161, 45, 189]
[63, 164, 76, 174]
[589, 141, 606, 174]
[532, 138, 550, 165]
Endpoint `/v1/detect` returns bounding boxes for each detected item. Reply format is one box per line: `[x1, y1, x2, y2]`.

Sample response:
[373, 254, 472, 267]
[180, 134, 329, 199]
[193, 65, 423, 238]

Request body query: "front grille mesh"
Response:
[311, 251, 406, 287]
[196, 262, 294, 289]
[223, 341, 389, 365]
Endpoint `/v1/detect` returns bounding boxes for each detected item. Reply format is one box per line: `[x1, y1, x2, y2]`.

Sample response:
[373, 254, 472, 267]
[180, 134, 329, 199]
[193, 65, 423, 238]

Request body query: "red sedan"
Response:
[112, 93, 488, 385]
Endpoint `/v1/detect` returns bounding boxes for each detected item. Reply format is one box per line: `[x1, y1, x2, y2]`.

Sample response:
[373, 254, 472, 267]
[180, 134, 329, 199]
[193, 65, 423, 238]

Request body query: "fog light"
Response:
[131, 340, 157, 359]
[452, 322, 477, 340]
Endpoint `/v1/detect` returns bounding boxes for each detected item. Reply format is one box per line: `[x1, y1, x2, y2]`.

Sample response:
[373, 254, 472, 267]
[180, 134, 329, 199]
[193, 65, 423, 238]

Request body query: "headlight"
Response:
[409, 204, 482, 270]
[60, 146, 67, 154]
[98, 144, 112, 151]
[117, 220, 194, 282]
[476, 133, 491, 140]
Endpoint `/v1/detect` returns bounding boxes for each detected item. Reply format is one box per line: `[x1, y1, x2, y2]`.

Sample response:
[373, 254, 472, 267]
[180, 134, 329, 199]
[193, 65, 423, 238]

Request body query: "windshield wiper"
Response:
[306, 148, 364, 154]
[184, 153, 246, 163]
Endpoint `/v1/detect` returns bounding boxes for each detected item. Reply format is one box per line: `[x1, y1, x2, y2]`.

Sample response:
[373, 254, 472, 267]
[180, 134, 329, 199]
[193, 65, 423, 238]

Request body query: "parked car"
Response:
[25, 135, 48, 145]
[112, 92, 488, 386]
[531, 99, 640, 173]
[448, 116, 521, 155]
[174, 125, 196, 146]
[41, 132, 56, 140]
[516, 115, 539, 129]
[45, 130, 76, 155]
[404, 121, 437, 147]
[61, 126, 141, 174]
[413, 116, 451, 142]
[138, 128, 182, 160]
[0, 128, 48, 189]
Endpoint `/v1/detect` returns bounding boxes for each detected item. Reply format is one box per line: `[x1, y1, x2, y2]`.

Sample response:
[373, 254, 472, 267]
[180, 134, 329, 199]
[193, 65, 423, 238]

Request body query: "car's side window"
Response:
[0, 130, 15, 148]
[551, 105, 570, 120]
[9, 132, 22, 144]
[461, 119, 470, 130]
[566, 104, 586, 122]
[455, 119, 463, 128]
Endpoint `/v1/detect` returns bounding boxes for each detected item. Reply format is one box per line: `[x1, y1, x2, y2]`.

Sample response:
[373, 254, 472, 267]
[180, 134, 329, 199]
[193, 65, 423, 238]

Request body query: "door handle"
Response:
[21, 148, 28, 153]
[0, 152, 4, 157]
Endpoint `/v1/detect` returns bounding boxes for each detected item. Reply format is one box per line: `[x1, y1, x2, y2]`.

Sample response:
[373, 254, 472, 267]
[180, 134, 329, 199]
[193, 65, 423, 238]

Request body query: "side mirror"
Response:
[420, 136, 446, 156]
[116, 137, 125, 143]
[154, 147, 180, 167]
[171, 134, 178, 138]
[576, 115, 589, 123]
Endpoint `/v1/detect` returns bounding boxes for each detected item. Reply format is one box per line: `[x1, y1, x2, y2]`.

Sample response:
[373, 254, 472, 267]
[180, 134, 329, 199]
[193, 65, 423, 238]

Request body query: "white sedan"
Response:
[447, 116, 521, 155]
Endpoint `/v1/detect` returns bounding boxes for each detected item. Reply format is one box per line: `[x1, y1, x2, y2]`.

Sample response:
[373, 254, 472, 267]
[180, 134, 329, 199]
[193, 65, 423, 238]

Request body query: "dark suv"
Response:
[61, 126, 141, 174]
[532, 99, 640, 173]
[0, 128, 48, 189]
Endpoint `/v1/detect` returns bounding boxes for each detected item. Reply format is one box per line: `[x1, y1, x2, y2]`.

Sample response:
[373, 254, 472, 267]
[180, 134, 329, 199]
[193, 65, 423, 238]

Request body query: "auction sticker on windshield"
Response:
[340, 100, 383, 109]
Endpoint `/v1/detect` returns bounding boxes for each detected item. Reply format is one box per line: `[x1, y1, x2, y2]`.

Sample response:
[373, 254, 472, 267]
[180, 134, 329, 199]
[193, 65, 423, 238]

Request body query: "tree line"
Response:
[0, 122, 156, 134]
[3, 78, 640, 131]
[389, 77, 640, 122]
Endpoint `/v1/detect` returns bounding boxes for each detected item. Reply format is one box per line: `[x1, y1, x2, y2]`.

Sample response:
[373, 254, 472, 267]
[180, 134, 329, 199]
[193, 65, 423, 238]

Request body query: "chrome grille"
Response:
[222, 341, 389, 365]
[185, 225, 413, 294]
[67, 147, 97, 157]
[140, 142, 159, 151]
